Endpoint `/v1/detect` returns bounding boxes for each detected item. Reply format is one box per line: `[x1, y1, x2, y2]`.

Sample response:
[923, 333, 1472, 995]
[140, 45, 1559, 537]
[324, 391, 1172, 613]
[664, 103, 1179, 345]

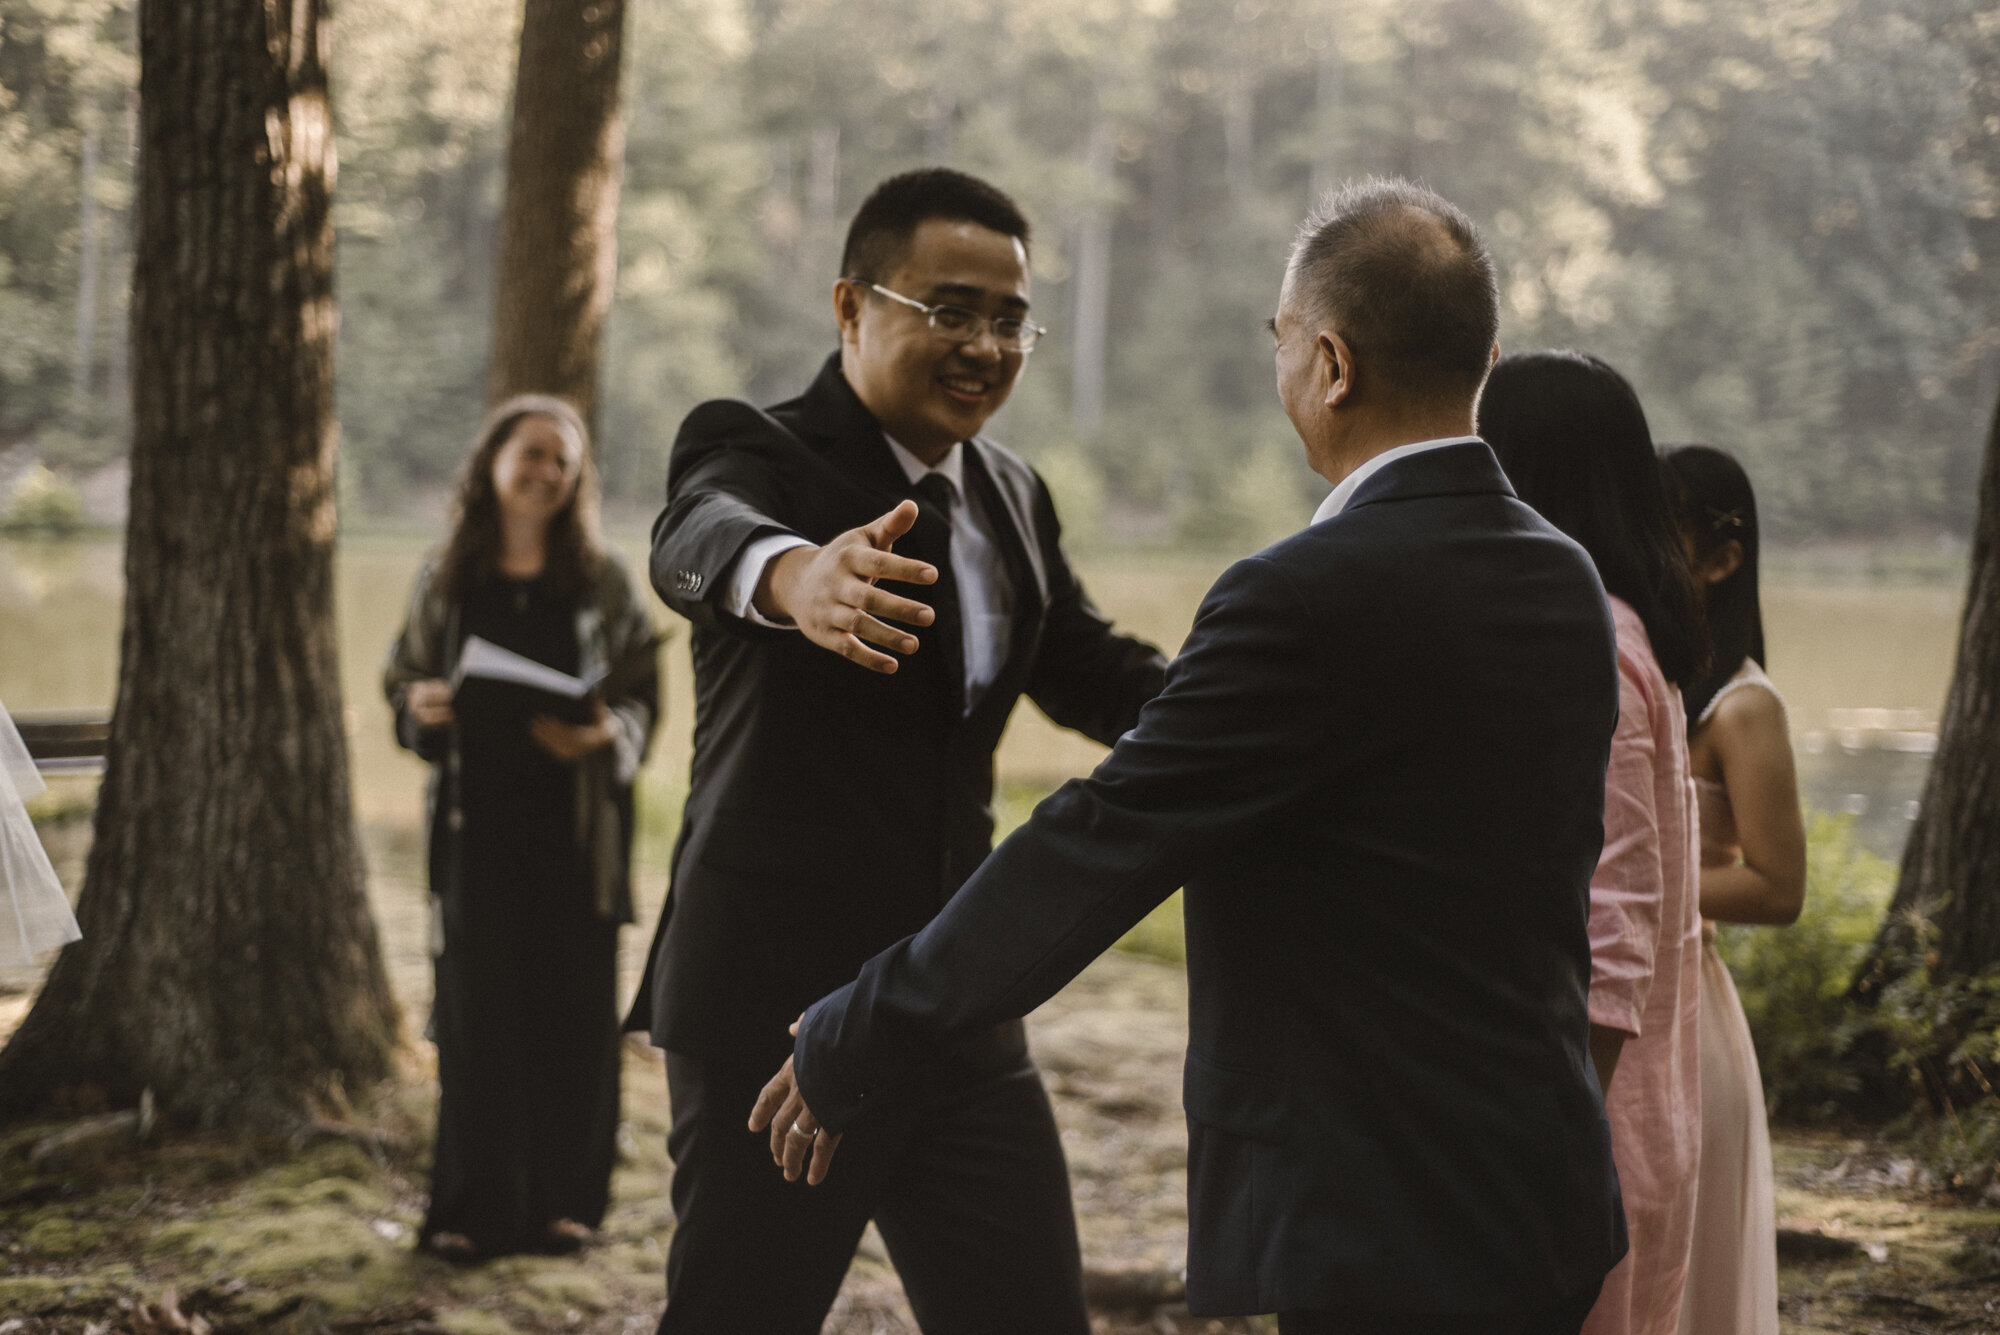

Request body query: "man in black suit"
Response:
[629, 168, 1166, 1333]
[757, 179, 1629, 1333]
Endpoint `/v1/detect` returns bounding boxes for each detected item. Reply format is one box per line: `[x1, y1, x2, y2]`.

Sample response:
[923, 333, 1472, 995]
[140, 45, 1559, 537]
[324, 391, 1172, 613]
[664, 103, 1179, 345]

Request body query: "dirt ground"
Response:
[6, 814, 2000, 1333]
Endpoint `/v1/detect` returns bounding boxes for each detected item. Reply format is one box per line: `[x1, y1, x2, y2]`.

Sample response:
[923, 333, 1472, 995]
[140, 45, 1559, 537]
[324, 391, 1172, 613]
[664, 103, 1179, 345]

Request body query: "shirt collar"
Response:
[1310, 435, 1482, 526]
[884, 433, 965, 494]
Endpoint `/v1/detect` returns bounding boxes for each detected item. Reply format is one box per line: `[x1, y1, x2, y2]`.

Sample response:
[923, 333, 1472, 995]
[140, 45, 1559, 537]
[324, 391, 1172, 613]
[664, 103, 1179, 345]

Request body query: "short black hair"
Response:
[1288, 178, 1498, 403]
[840, 168, 1032, 284]
[1479, 350, 1710, 688]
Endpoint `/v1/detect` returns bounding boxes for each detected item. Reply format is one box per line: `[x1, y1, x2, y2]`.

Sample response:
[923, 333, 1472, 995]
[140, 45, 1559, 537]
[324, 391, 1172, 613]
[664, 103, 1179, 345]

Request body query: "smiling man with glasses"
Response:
[627, 167, 1167, 1335]
[848, 278, 1048, 353]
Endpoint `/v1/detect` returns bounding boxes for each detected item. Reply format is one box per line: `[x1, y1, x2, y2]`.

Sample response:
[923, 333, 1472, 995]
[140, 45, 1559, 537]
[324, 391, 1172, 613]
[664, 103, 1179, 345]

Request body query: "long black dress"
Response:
[423, 573, 622, 1255]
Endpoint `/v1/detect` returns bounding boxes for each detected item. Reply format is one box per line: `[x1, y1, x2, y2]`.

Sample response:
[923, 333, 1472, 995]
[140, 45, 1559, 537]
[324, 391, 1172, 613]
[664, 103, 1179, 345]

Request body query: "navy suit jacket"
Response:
[794, 441, 1629, 1316]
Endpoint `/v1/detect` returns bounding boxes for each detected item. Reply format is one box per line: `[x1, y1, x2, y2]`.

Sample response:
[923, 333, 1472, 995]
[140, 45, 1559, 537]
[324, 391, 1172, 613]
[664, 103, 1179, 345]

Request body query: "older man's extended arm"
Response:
[792, 552, 1339, 1133]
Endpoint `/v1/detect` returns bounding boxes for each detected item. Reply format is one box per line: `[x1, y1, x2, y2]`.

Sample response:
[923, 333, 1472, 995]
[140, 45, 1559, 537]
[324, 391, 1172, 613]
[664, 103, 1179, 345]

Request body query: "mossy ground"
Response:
[0, 955, 1244, 1335]
[10, 961, 2000, 1334]
[1770, 1132, 2000, 1332]
[7, 937, 2000, 1334]
[1, 1041, 673, 1335]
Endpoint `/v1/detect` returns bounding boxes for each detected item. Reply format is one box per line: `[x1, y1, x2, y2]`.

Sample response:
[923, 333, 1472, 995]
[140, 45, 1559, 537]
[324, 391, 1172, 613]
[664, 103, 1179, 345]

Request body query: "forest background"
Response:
[3, 0, 1998, 548]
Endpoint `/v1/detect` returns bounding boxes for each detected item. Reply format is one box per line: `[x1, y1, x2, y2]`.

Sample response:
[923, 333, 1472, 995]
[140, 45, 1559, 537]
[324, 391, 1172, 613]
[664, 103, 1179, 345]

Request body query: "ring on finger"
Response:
[789, 1121, 814, 1139]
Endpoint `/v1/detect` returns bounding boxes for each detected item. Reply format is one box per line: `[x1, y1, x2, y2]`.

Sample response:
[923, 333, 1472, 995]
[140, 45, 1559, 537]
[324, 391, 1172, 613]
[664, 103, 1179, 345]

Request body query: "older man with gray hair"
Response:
[758, 178, 1629, 1334]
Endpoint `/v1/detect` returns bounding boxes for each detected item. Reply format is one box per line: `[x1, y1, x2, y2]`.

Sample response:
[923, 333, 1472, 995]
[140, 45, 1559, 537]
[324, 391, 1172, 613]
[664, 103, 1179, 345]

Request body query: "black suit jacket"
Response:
[629, 353, 1167, 1067]
[794, 442, 1627, 1316]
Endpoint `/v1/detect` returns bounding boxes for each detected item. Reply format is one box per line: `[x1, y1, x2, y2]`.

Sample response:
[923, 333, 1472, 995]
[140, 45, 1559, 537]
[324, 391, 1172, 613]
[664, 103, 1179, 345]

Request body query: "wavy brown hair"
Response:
[436, 394, 603, 603]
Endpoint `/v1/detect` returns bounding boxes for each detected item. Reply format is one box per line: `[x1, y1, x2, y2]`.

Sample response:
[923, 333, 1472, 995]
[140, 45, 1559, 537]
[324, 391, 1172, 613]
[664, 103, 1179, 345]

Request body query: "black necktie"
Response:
[911, 473, 964, 708]
[914, 470, 958, 519]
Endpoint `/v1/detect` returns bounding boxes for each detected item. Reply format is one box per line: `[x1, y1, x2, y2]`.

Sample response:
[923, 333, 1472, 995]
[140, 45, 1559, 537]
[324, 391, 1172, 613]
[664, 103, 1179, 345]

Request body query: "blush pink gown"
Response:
[1677, 661, 1782, 1335]
[1580, 599, 1702, 1335]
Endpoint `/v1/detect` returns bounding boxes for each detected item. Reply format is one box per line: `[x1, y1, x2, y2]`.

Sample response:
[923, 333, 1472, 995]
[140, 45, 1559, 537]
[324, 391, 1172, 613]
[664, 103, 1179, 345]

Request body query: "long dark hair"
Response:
[1659, 443, 1764, 730]
[436, 394, 603, 602]
[1478, 351, 1708, 686]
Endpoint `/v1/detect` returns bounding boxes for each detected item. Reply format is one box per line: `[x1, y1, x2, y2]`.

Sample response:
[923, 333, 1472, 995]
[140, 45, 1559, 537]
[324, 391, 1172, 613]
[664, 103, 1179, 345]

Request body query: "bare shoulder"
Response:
[1710, 676, 1787, 734]
[1704, 680, 1792, 770]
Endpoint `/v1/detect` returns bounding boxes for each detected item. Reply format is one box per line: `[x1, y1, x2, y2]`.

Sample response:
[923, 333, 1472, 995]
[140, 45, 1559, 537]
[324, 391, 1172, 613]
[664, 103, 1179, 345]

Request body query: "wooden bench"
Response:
[15, 712, 111, 775]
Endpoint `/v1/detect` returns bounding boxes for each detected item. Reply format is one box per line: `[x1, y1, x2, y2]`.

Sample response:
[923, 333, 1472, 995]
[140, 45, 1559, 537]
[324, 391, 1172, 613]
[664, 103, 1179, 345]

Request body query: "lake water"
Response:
[0, 533, 1964, 866]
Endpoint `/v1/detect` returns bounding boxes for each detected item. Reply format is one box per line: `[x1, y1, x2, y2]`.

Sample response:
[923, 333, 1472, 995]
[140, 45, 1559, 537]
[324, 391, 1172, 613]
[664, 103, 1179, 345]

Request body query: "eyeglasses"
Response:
[852, 280, 1047, 353]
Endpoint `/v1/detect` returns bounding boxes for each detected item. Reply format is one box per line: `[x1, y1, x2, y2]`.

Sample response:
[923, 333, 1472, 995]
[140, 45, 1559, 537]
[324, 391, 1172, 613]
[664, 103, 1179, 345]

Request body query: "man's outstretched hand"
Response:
[748, 1021, 844, 1185]
[754, 500, 938, 674]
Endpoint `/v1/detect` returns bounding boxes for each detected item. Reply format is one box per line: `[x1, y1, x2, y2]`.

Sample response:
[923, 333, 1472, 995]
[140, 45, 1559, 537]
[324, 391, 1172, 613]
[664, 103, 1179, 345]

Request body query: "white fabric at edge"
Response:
[0, 698, 80, 966]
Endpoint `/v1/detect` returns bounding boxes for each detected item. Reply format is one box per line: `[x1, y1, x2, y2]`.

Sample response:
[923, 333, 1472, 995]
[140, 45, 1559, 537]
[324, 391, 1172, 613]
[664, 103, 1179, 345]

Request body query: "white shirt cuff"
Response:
[725, 533, 815, 627]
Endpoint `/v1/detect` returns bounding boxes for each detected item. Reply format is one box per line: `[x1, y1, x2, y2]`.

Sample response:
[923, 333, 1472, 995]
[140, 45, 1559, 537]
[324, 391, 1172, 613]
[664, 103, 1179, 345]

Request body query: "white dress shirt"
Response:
[723, 436, 1013, 715]
[1310, 435, 1483, 526]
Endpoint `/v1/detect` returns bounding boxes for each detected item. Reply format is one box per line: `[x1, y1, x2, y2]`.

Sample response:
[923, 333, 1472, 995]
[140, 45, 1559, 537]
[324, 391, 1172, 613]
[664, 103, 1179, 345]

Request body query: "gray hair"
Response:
[1288, 178, 1499, 403]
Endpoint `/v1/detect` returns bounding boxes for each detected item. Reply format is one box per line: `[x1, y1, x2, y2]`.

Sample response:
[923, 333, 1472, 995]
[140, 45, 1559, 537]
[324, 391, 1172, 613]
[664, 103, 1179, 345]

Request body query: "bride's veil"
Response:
[1, 699, 80, 966]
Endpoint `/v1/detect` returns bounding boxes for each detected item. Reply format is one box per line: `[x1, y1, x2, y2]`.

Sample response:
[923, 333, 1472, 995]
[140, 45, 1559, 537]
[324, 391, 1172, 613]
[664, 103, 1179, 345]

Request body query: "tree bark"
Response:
[485, 0, 628, 422]
[0, 0, 397, 1129]
[1861, 391, 2000, 984]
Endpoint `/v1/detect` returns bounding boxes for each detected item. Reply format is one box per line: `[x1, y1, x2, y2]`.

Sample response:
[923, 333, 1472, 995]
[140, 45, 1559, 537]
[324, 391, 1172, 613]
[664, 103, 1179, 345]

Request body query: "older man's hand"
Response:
[747, 1022, 844, 1185]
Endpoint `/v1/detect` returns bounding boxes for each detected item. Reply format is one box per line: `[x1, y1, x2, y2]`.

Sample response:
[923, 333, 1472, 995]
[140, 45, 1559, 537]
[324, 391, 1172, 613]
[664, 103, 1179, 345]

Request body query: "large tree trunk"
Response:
[485, 0, 628, 421]
[1859, 392, 2000, 990]
[0, 0, 397, 1129]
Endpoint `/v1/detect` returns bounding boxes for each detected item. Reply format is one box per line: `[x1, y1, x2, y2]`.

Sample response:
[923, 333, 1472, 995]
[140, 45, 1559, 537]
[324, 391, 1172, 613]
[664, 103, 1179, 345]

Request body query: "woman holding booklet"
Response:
[385, 394, 660, 1264]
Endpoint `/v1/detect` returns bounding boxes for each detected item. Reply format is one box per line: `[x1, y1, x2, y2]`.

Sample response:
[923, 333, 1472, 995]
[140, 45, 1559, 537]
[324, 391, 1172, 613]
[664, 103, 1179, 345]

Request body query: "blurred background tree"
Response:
[1, 0, 1994, 547]
[486, 0, 630, 421]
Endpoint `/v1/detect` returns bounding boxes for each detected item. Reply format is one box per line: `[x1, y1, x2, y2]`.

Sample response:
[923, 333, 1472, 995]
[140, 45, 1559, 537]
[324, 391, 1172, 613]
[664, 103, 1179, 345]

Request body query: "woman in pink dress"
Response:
[1661, 445, 1804, 1335]
[1482, 352, 1709, 1335]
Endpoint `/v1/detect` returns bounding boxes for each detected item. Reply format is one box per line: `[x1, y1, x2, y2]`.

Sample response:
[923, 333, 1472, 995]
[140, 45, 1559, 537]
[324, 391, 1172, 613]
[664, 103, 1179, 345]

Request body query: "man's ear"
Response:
[1488, 341, 1501, 368]
[833, 279, 864, 345]
[1325, 332, 1354, 409]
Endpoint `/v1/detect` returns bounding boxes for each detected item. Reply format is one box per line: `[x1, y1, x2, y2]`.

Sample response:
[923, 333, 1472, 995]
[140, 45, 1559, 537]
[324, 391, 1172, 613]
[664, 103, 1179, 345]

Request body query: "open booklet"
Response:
[450, 636, 604, 727]
[449, 635, 659, 728]
[454, 636, 604, 699]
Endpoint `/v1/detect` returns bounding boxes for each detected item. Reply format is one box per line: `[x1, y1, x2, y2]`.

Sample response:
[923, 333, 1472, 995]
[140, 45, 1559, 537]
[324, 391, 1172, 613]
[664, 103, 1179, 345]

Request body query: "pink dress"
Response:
[1678, 662, 1782, 1335]
[1581, 598, 1702, 1335]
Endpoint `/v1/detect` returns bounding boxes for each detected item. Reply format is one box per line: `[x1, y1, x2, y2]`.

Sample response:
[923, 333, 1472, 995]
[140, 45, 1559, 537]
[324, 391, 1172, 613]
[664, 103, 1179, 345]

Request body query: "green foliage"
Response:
[1717, 810, 1898, 1120]
[0, 0, 133, 453]
[3, 0, 1995, 542]
[1033, 446, 1108, 547]
[1853, 894, 2000, 1185]
[331, 0, 516, 499]
[1860, 958, 2000, 1188]
[2, 461, 83, 534]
